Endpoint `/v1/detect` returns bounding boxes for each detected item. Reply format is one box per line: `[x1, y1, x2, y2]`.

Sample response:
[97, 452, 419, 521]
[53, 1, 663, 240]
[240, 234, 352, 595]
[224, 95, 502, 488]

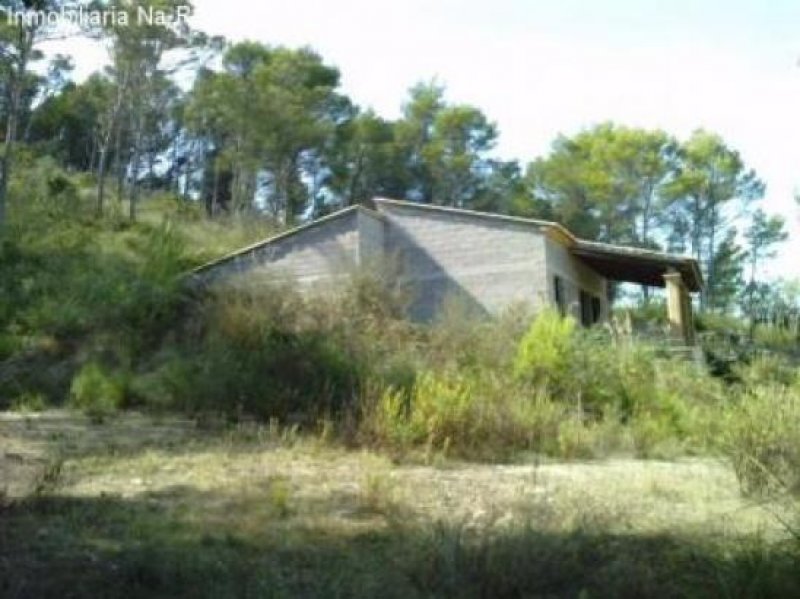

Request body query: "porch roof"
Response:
[571, 240, 703, 292]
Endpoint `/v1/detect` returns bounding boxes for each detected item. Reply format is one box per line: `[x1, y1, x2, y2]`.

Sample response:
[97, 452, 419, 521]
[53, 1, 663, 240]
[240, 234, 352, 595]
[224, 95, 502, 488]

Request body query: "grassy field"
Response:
[2, 410, 798, 598]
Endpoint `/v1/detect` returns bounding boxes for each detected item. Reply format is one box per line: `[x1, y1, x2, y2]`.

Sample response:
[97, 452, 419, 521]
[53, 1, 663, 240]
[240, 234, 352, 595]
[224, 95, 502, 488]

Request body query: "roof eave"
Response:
[572, 240, 704, 292]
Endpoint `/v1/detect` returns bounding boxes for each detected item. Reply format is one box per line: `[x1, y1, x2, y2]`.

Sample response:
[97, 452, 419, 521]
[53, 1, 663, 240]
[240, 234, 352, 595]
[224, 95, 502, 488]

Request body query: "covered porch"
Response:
[571, 240, 703, 346]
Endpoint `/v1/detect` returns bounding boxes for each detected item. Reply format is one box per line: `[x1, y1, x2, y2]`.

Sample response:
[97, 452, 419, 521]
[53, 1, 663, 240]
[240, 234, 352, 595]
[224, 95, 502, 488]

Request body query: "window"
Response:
[580, 291, 603, 327]
[591, 296, 602, 324]
[580, 290, 592, 326]
[553, 276, 566, 315]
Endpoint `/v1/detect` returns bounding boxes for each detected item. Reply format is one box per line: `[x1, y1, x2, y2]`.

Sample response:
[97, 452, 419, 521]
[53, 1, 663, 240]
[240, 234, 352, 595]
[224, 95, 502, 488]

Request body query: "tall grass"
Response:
[720, 384, 800, 496]
[1, 164, 227, 408]
[366, 309, 730, 460]
[4, 162, 799, 474]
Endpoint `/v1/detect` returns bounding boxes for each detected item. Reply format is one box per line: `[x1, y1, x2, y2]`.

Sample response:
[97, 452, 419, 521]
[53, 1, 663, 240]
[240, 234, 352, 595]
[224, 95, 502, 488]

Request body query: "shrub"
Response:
[513, 308, 576, 389]
[371, 369, 566, 459]
[721, 385, 800, 496]
[362, 304, 726, 460]
[68, 362, 125, 422]
[10, 392, 47, 413]
[163, 279, 389, 421]
[128, 355, 194, 411]
[555, 416, 599, 459]
[734, 354, 798, 389]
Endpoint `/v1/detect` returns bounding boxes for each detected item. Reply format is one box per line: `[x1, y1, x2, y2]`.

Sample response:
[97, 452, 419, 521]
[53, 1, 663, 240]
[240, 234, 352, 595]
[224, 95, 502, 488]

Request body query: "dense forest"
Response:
[0, 0, 795, 317]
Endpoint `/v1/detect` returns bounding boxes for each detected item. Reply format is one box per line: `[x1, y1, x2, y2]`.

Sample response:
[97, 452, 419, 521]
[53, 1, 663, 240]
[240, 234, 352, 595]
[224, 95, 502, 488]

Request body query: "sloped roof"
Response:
[192, 198, 703, 291]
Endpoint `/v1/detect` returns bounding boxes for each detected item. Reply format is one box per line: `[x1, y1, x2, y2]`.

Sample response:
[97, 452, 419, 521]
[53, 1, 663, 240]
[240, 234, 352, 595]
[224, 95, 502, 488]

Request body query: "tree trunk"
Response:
[210, 156, 220, 217]
[129, 107, 144, 222]
[97, 73, 127, 215]
[96, 145, 109, 216]
[706, 203, 717, 311]
[640, 184, 653, 301]
[0, 29, 32, 233]
[114, 119, 125, 201]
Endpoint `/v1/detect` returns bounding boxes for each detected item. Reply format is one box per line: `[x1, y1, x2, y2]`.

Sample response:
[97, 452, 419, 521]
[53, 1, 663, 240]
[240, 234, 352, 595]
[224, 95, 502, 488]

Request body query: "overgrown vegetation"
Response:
[0, 3, 797, 596]
[0, 175, 798, 597]
[1, 172, 798, 475]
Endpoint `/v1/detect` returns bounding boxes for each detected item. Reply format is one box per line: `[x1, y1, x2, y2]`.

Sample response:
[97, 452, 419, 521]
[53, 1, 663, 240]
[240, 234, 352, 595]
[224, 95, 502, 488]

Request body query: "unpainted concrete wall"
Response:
[377, 203, 550, 320]
[357, 209, 387, 269]
[195, 210, 360, 291]
[193, 203, 612, 326]
[545, 237, 608, 321]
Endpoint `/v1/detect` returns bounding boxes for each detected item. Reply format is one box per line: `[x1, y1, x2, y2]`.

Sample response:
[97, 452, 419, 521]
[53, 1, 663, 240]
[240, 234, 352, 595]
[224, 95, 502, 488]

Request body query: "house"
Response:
[191, 198, 703, 345]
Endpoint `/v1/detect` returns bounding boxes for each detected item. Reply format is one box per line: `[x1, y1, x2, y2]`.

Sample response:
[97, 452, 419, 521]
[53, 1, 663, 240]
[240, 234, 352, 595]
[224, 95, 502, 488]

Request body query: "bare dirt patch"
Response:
[0, 410, 782, 538]
[2, 410, 797, 598]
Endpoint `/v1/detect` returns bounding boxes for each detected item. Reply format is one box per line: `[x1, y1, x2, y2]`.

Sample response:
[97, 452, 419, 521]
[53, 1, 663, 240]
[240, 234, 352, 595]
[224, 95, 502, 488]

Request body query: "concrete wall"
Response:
[195, 209, 360, 291]
[545, 237, 608, 321]
[193, 202, 611, 326]
[357, 209, 387, 270]
[377, 203, 550, 320]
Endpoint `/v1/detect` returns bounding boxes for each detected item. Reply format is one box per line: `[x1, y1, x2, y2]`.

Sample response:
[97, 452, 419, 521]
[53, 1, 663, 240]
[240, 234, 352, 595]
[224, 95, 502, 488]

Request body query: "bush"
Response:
[10, 392, 47, 413]
[734, 354, 798, 389]
[513, 308, 576, 389]
[357, 304, 728, 460]
[721, 385, 800, 496]
[371, 369, 566, 460]
[68, 362, 125, 422]
[128, 354, 194, 411]
[159, 278, 393, 421]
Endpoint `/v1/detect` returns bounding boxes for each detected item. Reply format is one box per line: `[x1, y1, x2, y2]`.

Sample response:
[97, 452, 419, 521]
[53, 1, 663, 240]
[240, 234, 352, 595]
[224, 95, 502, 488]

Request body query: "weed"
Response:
[68, 362, 124, 423]
[32, 454, 65, 497]
[268, 477, 293, 519]
[721, 385, 800, 496]
[359, 472, 398, 517]
[10, 392, 47, 413]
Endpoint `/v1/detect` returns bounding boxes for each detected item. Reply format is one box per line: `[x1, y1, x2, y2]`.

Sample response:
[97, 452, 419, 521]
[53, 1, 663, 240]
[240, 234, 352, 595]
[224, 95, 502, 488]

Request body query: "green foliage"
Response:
[186, 43, 345, 219]
[735, 354, 798, 389]
[0, 174, 196, 404]
[526, 123, 676, 243]
[373, 370, 565, 459]
[68, 362, 125, 422]
[709, 228, 746, 313]
[127, 353, 194, 411]
[512, 310, 720, 430]
[527, 125, 766, 312]
[513, 308, 576, 387]
[394, 81, 499, 207]
[0, 145, 791, 472]
[721, 385, 800, 496]
[10, 392, 47, 413]
[362, 306, 724, 460]
[146, 279, 383, 420]
[28, 75, 114, 171]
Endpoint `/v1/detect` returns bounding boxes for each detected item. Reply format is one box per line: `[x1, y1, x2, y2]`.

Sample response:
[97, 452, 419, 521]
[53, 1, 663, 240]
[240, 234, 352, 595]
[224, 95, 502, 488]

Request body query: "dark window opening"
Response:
[580, 291, 602, 327]
[554, 276, 565, 315]
[591, 296, 602, 324]
[579, 290, 592, 326]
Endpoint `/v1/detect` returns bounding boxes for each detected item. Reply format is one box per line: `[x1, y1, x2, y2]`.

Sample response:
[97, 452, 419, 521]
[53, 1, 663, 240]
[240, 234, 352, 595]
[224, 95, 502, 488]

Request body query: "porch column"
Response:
[663, 270, 694, 345]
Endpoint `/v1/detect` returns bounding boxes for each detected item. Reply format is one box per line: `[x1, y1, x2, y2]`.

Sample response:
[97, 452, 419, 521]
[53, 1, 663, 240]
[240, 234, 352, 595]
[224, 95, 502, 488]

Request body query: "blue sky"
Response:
[51, 0, 800, 278]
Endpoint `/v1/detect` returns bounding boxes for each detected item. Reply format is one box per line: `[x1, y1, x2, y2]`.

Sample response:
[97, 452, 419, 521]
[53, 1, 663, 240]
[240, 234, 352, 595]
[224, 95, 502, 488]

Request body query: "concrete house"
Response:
[192, 198, 703, 344]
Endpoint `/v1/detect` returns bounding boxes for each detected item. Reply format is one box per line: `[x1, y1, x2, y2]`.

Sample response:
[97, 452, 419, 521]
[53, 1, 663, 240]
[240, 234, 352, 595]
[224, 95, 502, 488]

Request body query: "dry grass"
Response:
[1, 411, 798, 598]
